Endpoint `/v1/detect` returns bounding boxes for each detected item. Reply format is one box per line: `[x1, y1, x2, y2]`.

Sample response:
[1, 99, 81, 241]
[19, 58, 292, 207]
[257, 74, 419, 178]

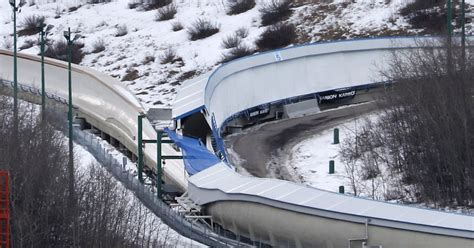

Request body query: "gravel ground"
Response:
[226, 102, 377, 181]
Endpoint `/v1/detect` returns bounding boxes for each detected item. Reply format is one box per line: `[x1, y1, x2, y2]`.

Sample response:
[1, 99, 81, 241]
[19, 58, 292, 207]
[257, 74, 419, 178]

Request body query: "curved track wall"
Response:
[0, 50, 187, 190]
[203, 37, 443, 127]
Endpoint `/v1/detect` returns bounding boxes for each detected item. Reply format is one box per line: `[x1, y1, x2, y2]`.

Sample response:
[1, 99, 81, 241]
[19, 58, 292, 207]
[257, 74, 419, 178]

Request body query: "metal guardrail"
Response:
[0, 79, 251, 247]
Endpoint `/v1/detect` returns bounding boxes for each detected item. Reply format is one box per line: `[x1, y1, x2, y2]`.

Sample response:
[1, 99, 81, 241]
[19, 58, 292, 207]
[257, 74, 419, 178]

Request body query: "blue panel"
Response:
[211, 113, 228, 162]
[164, 128, 220, 176]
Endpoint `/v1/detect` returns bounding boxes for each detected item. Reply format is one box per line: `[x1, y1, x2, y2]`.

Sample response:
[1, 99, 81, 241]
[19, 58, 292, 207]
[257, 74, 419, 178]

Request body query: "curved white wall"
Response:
[0, 50, 187, 190]
[203, 37, 445, 127]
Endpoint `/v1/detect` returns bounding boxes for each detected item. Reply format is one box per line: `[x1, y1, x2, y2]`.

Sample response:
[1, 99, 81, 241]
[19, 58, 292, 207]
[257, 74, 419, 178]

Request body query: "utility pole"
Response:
[40, 26, 45, 116]
[138, 114, 145, 183]
[461, 0, 466, 66]
[64, 28, 75, 202]
[64, 27, 80, 246]
[447, 0, 454, 75]
[37, 24, 53, 119]
[156, 129, 163, 199]
[9, 0, 21, 137]
[447, 0, 453, 36]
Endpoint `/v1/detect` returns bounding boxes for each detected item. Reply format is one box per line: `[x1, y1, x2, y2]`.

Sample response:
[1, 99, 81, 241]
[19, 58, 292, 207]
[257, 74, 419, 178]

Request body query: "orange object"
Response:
[0, 171, 10, 248]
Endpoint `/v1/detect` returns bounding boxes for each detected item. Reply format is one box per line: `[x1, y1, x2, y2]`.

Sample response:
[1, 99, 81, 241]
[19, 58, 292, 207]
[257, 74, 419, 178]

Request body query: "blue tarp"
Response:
[164, 128, 221, 176]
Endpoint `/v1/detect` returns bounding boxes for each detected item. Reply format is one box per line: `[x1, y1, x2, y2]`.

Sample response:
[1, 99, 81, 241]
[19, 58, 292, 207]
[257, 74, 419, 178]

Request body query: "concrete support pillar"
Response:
[268, 230, 277, 247]
[110, 137, 118, 147]
[118, 143, 125, 152]
[90, 125, 100, 135]
[130, 153, 137, 163]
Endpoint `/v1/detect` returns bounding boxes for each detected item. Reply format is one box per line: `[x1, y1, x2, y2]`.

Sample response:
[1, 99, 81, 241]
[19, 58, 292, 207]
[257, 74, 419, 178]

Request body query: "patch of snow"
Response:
[283, 114, 358, 193]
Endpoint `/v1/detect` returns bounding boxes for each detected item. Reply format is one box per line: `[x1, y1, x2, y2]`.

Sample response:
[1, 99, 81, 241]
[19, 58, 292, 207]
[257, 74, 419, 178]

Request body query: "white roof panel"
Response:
[189, 164, 474, 238]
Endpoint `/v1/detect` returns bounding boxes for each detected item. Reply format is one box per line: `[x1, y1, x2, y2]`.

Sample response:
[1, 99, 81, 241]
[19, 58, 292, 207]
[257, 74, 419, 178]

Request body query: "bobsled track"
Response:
[1, 36, 473, 248]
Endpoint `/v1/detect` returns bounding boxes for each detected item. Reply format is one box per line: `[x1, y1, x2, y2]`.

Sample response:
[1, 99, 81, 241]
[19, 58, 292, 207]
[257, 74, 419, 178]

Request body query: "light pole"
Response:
[461, 0, 466, 65]
[9, 0, 23, 132]
[63, 27, 80, 205]
[37, 23, 53, 119]
[64, 27, 80, 246]
[447, 0, 453, 36]
[446, 0, 454, 75]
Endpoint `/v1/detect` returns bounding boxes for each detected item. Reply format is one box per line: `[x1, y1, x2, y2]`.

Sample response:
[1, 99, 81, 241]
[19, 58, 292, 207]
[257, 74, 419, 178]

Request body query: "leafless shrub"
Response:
[221, 44, 254, 63]
[399, 0, 446, 33]
[68, 5, 80, 12]
[44, 39, 85, 64]
[91, 39, 105, 53]
[115, 24, 128, 37]
[255, 23, 296, 51]
[86, 0, 112, 3]
[142, 55, 155, 64]
[19, 15, 45, 36]
[54, 6, 62, 19]
[19, 39, 36, 50]
[128, 1, 140, 9]
[400, 0, 443, 16]
[171, 21, 183, 31]
[177, 70, 197, 81]
[155, 4, 177, 21]
[2, 37, 12, 50]
[221, 34, 241, 49]
[142, 0, 172, 11]
[160, 47, 182, 64]
[259, 0, 292, 26]
[122, 68, 140, 81]
[226, 0, 256, 15]
[235, 26, 249, 38]
[187, 18, 219, 41]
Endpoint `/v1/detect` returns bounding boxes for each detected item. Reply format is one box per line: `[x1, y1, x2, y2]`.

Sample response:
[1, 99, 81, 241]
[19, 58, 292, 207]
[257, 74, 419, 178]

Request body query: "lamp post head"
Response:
[72, 34, 81, 42]
[36, 22, 45, 32]
[63, 30, 70, 40]
[45, 24, 54, 33]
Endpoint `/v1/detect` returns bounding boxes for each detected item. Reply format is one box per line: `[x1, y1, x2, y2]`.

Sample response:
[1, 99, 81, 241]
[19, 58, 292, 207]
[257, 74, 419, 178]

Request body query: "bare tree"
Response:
[0, 98, 188, 247]
[340, 38, 473, 208]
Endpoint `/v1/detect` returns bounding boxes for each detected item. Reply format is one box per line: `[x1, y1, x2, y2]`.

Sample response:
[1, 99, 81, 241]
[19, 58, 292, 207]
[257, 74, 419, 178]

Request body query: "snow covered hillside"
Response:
[3, 0, 468, 110]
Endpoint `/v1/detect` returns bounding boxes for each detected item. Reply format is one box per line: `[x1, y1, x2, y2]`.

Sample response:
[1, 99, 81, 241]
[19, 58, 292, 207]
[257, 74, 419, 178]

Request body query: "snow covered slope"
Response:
[2, 0, 463, 110]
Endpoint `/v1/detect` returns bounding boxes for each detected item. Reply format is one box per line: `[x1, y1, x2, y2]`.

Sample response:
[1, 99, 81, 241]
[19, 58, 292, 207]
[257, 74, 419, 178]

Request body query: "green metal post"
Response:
[63, 27, 77, 246]
[446, 0, 453, 76]
[137, 115, 144, 183]
[333, 128, 339, 144]
[339, 186, 345, 194]
[447, 0, 453, 36]
[40, 27, 45, 117]
[156, 130, 162, 199]
[12, 1, 18, 132]
[461, 0, 466, 66]
[329, 160, 335, 174]
[65, 27, 75, 205]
